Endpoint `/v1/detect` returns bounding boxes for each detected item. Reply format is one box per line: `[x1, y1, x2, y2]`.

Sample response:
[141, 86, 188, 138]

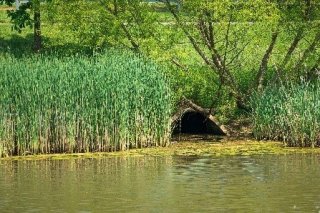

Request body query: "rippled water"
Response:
[1, 154, 320, 212]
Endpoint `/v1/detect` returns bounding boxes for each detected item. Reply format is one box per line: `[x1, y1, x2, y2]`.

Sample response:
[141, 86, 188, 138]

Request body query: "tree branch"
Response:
[163, 0, 247, 109]
[294, 31, 320, 74]
[255, 30, 279, 91]
[171, 58, 189, 72]
[275, 0, 314, 81]
[162, 0, 215, 68]
[198, 18, 213, 51]
[280, 28, 304, 71]
[198, 15, 237, 89]
[223, 14, 232, 70]
[99, 0, 140, 52]
[306, 55, 320, 81]
[225, 41, 250, 67]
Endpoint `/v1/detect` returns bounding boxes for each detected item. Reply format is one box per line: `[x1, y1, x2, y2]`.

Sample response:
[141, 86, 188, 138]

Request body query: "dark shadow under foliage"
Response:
[0, 33, 98, 57]
[173, 111, 226, 136]
[0, 33, 34, 56]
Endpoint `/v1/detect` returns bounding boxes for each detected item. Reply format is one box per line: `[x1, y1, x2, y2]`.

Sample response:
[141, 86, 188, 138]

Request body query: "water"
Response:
[1, 154, 320, 212]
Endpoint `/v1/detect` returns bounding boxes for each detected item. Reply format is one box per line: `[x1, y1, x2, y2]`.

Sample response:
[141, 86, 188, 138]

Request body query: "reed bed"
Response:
[252, 82, 320, 147]
[0, 52, 172, 157]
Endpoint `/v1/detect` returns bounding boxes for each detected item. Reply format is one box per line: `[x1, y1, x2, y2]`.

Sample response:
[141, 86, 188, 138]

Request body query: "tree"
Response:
[274, 0, 320, 81]
[50, 0, 159, 52]
[1, 0, 42, 52]
[159, 0, 279, 109]
[44, 0, 320, 110]
[161, 0, 320, 108]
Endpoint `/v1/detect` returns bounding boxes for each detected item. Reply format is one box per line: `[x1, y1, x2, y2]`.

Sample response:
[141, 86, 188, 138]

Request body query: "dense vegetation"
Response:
[0, 52, 172, 157]
[252, 82, 320, 148]
[0, 0, 320, 151]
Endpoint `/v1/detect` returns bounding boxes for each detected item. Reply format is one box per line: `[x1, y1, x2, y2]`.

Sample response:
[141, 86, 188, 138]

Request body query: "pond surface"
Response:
[1, 154, 320, 212]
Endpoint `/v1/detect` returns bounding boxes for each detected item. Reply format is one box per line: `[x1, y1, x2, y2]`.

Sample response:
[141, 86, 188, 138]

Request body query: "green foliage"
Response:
[0, 51, 172, 157]
[47, 0, 160, 50]
[181, 0, 279, 22]
[0, 0, 33, 32]
[7, 2, 33, 32]
[252, 82, 320, 147]
[1, 0, 320, 128]
[277, 0, 320, 22]
[0, 0, 14, 6]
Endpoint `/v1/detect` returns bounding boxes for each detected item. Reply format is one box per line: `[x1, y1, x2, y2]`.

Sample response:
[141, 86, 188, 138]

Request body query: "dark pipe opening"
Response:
[172, 111, 225, 135]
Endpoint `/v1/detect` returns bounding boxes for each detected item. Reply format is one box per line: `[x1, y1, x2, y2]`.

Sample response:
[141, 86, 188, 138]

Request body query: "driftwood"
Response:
[172, 97, 229, 136]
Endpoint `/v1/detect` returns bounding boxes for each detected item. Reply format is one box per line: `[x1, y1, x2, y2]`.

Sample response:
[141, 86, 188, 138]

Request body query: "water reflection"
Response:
[1, 154, 320, 212]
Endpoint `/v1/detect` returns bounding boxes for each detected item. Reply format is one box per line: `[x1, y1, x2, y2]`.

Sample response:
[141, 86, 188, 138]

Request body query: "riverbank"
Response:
[2, 139, 320, 161]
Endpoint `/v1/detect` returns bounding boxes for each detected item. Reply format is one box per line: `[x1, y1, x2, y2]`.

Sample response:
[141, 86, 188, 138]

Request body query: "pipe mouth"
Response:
[172, 111, 226, 136]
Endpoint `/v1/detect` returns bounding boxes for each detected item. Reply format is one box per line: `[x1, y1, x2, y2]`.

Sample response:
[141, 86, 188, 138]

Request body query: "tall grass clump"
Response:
[252, 81, 320, 147]
[0, 51, 172, 157]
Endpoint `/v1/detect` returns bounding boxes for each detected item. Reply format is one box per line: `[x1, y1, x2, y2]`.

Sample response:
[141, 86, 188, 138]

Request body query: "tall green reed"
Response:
[0, 51, 172, 157]
[252, 81, 320, 147]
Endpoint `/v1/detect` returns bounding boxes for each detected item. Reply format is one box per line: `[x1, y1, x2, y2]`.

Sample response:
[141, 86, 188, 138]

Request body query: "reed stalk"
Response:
[252, 81, 320, 147]
[0, 51, 172, 157]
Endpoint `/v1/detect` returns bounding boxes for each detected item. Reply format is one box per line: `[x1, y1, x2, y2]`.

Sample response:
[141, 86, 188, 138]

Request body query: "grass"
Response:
[0, 51, 172, 157]
[252, 82, 320, 147]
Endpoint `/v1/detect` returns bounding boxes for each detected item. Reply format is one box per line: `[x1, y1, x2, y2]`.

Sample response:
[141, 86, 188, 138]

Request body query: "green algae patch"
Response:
[170, 140, 286, 156]
[1, 140, 320, 161]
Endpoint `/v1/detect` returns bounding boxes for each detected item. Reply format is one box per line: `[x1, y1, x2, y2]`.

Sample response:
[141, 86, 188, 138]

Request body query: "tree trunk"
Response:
[294, 31, 320, 75]
[305, 56, 320, 81]
[33, 0, 41, 52]
[256, 30, 279, 91]
[280, 28, 304, 71]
